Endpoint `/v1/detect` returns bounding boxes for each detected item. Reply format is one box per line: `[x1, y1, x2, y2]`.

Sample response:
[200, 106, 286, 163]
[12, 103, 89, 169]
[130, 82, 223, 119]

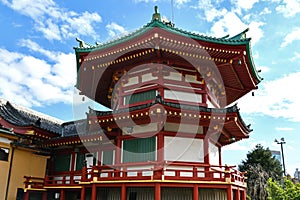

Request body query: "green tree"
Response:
[239, 144, 283, 200]
[267, 178, 300, 200]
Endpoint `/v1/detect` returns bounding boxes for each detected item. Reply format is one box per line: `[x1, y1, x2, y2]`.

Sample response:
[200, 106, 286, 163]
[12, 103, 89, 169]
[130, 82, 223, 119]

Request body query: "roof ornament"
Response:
[76, 37, 85, 48]
[152, 6, 161, 21]
[229, 28, 249, 40]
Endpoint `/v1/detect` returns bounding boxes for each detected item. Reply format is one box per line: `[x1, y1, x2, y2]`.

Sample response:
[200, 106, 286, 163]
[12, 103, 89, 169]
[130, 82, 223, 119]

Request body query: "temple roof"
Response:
[0, 99, 101, 145]
[74, 7, 262, 108]
[0, 125, 16, 138]
[0, 99, 62, 135]
[61, 119, 88, 137]
[88, 100, 251, 146]
[75, 17, 253, 52]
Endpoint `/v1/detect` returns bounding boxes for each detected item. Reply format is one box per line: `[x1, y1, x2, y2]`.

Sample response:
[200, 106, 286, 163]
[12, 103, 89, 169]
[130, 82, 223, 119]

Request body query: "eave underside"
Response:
[87, 102, 251, 146]
[76, 28, 260, 108]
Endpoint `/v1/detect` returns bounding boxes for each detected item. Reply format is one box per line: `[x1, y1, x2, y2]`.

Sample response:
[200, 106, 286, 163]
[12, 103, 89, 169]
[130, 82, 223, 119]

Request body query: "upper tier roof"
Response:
[74, 17, 253, 52]
[74, 7, 262, 108]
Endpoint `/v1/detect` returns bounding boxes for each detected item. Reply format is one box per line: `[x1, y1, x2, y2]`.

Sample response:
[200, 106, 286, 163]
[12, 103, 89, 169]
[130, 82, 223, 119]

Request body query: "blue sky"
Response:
[0, 0, 300, 175]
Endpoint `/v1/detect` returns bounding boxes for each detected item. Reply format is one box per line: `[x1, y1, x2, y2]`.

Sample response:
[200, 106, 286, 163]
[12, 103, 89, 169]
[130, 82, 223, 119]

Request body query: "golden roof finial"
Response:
[152, 6, 161, 21]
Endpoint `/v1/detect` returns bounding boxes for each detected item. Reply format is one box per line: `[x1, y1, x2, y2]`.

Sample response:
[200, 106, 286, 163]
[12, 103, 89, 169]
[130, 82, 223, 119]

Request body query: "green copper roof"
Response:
[74, 18, 251, 53]
[74, 7, 262, 84]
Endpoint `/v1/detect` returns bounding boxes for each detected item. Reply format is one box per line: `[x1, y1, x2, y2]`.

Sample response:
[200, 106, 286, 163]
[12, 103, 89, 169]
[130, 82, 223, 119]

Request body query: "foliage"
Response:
[267, 178, 300, 200]
[239, 144, 283, 200]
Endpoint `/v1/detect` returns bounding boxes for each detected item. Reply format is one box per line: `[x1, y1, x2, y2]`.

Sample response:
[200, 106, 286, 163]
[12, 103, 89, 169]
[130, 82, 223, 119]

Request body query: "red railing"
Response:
[24, 176, 44, 189]
[24, 162, 245, 189]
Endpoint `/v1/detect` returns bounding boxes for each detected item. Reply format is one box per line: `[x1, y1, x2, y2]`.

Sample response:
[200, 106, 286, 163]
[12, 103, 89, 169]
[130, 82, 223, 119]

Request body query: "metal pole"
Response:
[280, 142, 286, 176]
[275, 138, 286, 176]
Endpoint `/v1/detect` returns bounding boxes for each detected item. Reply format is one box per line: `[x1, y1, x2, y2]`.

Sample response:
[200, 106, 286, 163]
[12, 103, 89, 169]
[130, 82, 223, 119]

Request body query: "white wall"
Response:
[164, 136, 204, 162]
[122, 123, 158, 135]
[209, 141, 219, 166]
[164, 89, 202, 103]
[164, 123, 203, 134]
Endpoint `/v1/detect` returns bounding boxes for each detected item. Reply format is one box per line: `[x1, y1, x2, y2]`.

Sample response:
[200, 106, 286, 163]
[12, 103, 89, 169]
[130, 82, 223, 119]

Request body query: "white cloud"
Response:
[1, 0, 102, 41]
[231, 0, 259, 10]
[205, 7, 228, 22]
[19, 39, 59, 60]
[210, 12, 264, 45]
[106, 22, 128, 38]
[0, 47, 76, 108]
[256, 66, 270, 75]
[276, 0, 300, 18]
[247, 21, 265, 45]
[281, 27, 300, 47]
[237, 71, 300, 122]
[275, 127, 295, 131]
[193, 0, 228, 22]
[175, 0, 191, 5]
[259, 7, 272, 15]
[290, 52, 300, 62]
[210, 12, 246, 37]
[222, 141, 249, 151]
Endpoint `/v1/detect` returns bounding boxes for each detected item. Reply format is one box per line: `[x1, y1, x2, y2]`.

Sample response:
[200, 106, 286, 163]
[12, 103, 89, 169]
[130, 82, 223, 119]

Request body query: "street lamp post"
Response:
[275, 137, 286, 176]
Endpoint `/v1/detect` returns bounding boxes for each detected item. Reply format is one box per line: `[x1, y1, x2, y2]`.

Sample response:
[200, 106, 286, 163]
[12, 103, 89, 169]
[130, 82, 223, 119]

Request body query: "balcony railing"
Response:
[24, 162, 245, 189]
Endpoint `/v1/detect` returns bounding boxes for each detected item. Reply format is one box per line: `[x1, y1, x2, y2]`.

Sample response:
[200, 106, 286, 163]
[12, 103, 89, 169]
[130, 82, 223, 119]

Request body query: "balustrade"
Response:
[24, 162, 245, 190]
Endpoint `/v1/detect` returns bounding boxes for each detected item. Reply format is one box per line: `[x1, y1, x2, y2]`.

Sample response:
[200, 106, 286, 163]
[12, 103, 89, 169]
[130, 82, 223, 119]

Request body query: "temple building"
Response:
[0, 7, 261, 200]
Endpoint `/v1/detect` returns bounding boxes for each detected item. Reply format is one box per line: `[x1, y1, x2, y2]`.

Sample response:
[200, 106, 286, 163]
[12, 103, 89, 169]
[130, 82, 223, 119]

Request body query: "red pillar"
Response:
[80, 186, 86, 200]
[155, 183, 161, 200]
[193, 184, 198, 200]
[236, 188, 240, 200]
[121, 184, 126, 200]
[115, 134, 121, 165]
[157, 132, 164, 162]
[42, 192, 47, 200]
[24, 191, 29, 200]
[227, 185, 232, 200]
[91, 184, 97, 200]
[60, 189, 65, 200]
[115, 135, 122, 178]
[241, 189, 246, 200]
[203, 137, 210, 179]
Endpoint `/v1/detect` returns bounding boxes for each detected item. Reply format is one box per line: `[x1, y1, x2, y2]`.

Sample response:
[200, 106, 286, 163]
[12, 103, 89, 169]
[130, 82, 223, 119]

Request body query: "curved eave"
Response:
[0, 120, 58, 140]
[75, 20, 262, 107]
[74, 20, 251, 54]
[0, 127, 17, 140]
[88, 102, 251, 145]
[43, 132, 103, 147]
[245, 42, 263, 84]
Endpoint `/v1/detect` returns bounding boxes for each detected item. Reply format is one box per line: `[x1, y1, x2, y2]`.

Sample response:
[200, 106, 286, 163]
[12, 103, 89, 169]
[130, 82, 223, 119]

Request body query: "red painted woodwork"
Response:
[193, 184, 199, 200]
[80, 187, 85, 200]
[155, 183, 161, 200]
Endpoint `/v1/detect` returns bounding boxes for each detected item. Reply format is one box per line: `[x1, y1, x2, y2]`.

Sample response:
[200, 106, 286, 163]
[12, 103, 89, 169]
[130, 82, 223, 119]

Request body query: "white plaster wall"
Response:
[164, 71, 182, 81]
[141, 73, 157, 82]
[164, 136, 204, 162]
[123, 76, 139, 87]
[185, 74, 201, 84]
[122, 123, 158, 135]
[209, 141, 219, 166]
[164, 122, 203, 134]
[164, 90, 202, 103]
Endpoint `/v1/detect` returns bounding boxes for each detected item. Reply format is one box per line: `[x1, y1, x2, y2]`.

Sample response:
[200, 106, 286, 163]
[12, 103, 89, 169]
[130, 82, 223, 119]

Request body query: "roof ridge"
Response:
[0, 98, 63, 125]
[74, 18, 250, 52]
